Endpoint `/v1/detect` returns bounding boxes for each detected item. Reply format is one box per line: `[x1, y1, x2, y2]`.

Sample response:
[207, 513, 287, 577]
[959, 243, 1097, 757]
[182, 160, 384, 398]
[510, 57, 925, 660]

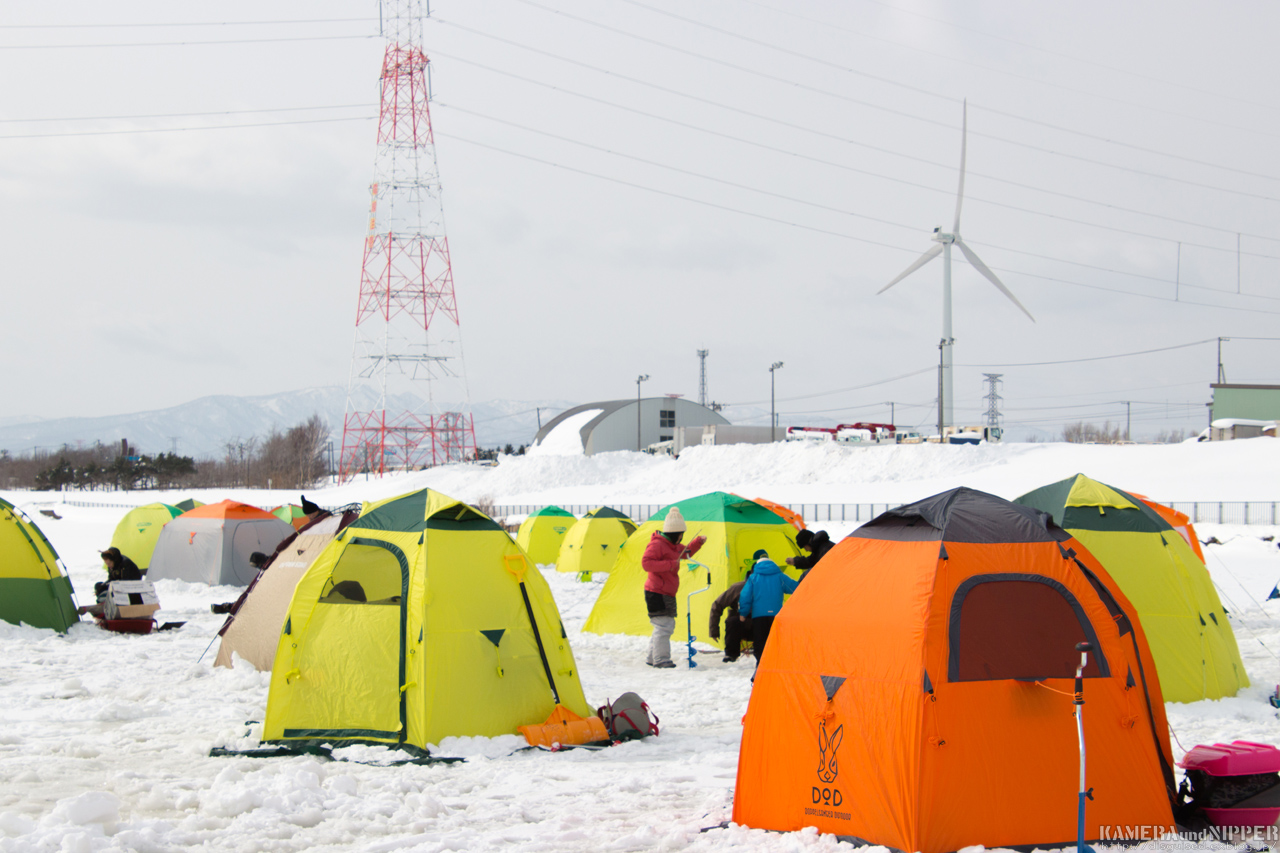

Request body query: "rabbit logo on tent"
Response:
[817, 719, 843, 784]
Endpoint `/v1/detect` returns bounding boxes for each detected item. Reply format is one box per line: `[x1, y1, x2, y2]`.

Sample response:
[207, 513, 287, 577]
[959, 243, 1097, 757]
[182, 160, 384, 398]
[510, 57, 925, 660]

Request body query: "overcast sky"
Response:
[4, 0, 1280, 440]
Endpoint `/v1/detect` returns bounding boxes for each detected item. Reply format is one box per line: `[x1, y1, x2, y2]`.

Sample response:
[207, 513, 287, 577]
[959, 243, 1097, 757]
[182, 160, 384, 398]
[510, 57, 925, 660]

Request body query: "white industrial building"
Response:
[530, 398, 730, 456]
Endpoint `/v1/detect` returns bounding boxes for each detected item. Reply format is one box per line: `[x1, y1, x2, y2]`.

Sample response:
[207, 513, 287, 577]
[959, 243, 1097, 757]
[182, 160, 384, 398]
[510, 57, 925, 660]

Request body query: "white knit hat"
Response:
[662, 507, 687, 533]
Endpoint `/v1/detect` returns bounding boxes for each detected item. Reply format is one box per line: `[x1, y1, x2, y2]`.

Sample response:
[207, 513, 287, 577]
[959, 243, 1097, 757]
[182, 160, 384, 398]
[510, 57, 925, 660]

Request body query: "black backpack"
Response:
[597, 692, 659, 741]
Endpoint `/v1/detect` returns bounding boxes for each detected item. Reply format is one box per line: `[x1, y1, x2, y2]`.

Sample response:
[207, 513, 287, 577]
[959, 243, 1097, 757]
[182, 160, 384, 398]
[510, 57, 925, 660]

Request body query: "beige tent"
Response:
[214, 511, 355, 670]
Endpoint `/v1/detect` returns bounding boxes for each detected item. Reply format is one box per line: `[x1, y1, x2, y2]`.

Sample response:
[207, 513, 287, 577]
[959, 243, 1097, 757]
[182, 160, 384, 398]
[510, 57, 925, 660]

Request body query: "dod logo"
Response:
[804, 720, 849, 819]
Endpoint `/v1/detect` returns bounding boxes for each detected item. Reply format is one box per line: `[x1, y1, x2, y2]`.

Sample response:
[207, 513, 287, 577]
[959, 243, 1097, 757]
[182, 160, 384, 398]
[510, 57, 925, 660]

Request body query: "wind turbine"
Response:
[878, 100, 1034, 436]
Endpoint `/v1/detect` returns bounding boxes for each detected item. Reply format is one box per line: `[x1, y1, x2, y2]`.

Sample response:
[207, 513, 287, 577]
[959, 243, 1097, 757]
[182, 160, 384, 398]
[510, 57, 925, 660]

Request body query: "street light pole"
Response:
[636, 374, 650, 451]
[769, 362, 784, 442]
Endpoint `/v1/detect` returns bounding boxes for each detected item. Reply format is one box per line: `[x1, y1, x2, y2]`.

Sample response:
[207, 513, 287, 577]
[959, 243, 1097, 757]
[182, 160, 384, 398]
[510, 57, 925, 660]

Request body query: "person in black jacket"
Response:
[98, 547, 142, 585]
[83, 547, 144, 616]
[786, 529, 834, 583]
[708, 571, 752, 662]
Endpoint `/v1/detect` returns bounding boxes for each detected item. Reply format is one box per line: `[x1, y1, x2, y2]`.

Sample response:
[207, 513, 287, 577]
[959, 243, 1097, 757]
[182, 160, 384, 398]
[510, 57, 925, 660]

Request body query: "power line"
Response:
[842, 0, 1280, 120]
[956, 339, 1215, 368]
[0, 103, 376, 125]
[438, 101, 924, 233]
[0, 18, 374, 29]
[728, 367, 938, 407]
[0, 34, 375, 49]
[738, 0, 1280, 154]
[431, 36, 1280, 253]
[443, 100, 1280, 266]
[440, 131, 914, 251]
[439, 128, 1280, 317]
[0, 116, 374, 141]
[441, 100, 1280, 301]
[485, 5, 1280, 205]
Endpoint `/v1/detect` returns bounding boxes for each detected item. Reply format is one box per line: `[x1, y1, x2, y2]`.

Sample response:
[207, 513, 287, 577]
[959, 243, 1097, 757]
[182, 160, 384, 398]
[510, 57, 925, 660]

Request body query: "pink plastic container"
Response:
[1181, 741, 1280, 828]
[1203, 807, 1280, 828]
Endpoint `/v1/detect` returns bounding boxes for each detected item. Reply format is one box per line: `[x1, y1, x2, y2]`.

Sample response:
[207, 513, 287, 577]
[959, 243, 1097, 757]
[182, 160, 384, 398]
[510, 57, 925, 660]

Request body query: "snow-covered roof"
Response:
[526, 408, 602, 456]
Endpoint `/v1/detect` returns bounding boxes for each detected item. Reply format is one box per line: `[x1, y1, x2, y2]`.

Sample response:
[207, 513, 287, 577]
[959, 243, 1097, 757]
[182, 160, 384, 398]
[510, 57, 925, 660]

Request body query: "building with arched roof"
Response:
[530, 398, 729, 456]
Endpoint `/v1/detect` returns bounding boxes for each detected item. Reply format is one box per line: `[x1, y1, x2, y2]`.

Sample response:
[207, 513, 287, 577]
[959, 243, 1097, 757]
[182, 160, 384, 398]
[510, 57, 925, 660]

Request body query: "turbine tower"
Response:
[878, 101, 1033, 433]
[339, 0, 476, 478]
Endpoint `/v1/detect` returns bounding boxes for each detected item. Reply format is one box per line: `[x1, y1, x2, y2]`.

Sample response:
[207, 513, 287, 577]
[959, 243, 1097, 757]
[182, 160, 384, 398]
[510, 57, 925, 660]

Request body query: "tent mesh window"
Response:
[948, 574, 1107, 682]
[319, 544, 403, 605]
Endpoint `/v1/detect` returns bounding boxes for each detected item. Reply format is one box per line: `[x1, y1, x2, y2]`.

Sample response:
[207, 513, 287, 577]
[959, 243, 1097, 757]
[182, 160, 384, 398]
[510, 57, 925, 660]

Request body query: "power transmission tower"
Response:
[982, 373, 1003, 430]
[697, 349, 709, 407]
[340, 0, 476, 479]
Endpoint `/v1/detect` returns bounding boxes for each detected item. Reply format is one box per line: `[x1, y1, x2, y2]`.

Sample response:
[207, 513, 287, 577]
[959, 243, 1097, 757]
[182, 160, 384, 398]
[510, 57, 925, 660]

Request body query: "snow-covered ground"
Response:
[4, 439, 1280, 853]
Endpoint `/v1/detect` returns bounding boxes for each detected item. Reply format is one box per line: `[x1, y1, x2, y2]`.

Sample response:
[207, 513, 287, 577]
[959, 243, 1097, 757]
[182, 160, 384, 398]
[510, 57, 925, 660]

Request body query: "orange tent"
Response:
[750, 497, 806, 531]
[734, 487, 1177, 852]
[1130, 492, 1207, 562]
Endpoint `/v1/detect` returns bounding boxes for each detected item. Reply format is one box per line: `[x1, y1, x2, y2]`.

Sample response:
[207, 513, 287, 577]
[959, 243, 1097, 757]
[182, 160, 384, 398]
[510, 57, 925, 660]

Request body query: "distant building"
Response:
[672, 424, 776, 455]
[1208, 419, 1276, 441]
[530, 398, 730, 456]
[1205, 384, 1280, 440]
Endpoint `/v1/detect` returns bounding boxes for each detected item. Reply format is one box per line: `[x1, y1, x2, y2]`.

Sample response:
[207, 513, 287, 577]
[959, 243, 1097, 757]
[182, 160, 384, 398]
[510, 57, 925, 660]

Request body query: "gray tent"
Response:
[147, 500, 294, 587]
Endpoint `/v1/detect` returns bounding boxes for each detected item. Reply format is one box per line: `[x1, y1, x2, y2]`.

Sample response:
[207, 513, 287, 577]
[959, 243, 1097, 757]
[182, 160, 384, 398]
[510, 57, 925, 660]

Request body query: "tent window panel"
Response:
[949, 576, 1107, 682]
[321, 543, 404, 605]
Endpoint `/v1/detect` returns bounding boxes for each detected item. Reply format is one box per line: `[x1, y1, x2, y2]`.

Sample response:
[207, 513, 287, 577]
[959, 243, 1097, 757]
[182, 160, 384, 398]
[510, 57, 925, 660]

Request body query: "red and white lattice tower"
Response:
[340, 0, 476, 478]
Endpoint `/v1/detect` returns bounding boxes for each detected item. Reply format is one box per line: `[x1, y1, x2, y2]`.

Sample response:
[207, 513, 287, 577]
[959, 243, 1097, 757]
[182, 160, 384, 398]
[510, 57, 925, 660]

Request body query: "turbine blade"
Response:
[878, 244, 943, 294]
[953, 99, 967, 233]
[955, 239, 1035, 321]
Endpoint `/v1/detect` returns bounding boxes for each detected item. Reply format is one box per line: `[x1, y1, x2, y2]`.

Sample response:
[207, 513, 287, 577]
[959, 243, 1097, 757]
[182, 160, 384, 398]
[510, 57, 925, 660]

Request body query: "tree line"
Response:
[1059, 422, 1187, 444]
[0, 415, 331, 492]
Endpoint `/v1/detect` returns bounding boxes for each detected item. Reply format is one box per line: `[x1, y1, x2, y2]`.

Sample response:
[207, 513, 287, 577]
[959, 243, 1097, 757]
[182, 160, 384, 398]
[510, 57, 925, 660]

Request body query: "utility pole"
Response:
[937, 339, 949, 439]
[769, 362, 784, 442]
[1119, 401, 1131, 441]
[1218, 337, 1230, 384]
[1175, 242, 1180, 302]
[884, 401, 896, 426]
[636, 374, 649, 451]
[697, 349, 709, 407]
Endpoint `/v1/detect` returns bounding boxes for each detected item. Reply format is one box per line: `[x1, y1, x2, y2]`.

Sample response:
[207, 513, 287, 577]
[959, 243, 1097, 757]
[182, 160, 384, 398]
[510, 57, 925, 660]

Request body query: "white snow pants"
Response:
[648, 616, 676, 665]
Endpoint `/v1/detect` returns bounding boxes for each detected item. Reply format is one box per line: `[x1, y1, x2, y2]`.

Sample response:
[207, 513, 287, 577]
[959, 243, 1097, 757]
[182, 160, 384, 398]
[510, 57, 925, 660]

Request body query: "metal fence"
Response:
[28, 498, 1280, 527]
[1166, 502, 1280, 526]
[493, 503, 943, 525]
[495, 501, 1280, 527]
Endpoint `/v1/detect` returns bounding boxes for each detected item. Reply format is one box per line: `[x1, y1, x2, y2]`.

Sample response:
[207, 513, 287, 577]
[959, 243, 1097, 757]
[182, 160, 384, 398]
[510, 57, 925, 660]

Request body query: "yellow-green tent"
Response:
[109, 502, 182, 570]
[515, 506, 575, 566]
[0, 499, 78, 632]
[556, 506, 636, 576]
[263, 488, 591, 753]
[583, 492, 801, 648]
[1015, 473, 1248, 702]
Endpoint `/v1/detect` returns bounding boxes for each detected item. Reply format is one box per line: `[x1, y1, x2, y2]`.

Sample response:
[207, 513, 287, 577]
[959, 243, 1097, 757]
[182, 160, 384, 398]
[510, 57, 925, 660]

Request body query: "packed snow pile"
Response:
[525, 409, 600, 457]
[2, 438, 1280, 852]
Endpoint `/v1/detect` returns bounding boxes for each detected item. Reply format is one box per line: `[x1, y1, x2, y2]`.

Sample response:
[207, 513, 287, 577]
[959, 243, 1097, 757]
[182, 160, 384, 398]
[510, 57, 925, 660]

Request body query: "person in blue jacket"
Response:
[738, 548, 798, 664]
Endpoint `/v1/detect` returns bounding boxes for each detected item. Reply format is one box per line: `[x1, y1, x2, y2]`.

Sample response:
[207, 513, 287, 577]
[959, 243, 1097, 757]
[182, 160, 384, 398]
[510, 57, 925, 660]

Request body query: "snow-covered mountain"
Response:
[0, 388, 580, 459]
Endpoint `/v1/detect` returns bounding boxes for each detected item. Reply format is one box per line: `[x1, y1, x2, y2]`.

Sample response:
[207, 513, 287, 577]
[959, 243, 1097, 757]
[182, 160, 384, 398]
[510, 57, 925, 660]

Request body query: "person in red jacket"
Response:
[641, 507, 706, 668]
